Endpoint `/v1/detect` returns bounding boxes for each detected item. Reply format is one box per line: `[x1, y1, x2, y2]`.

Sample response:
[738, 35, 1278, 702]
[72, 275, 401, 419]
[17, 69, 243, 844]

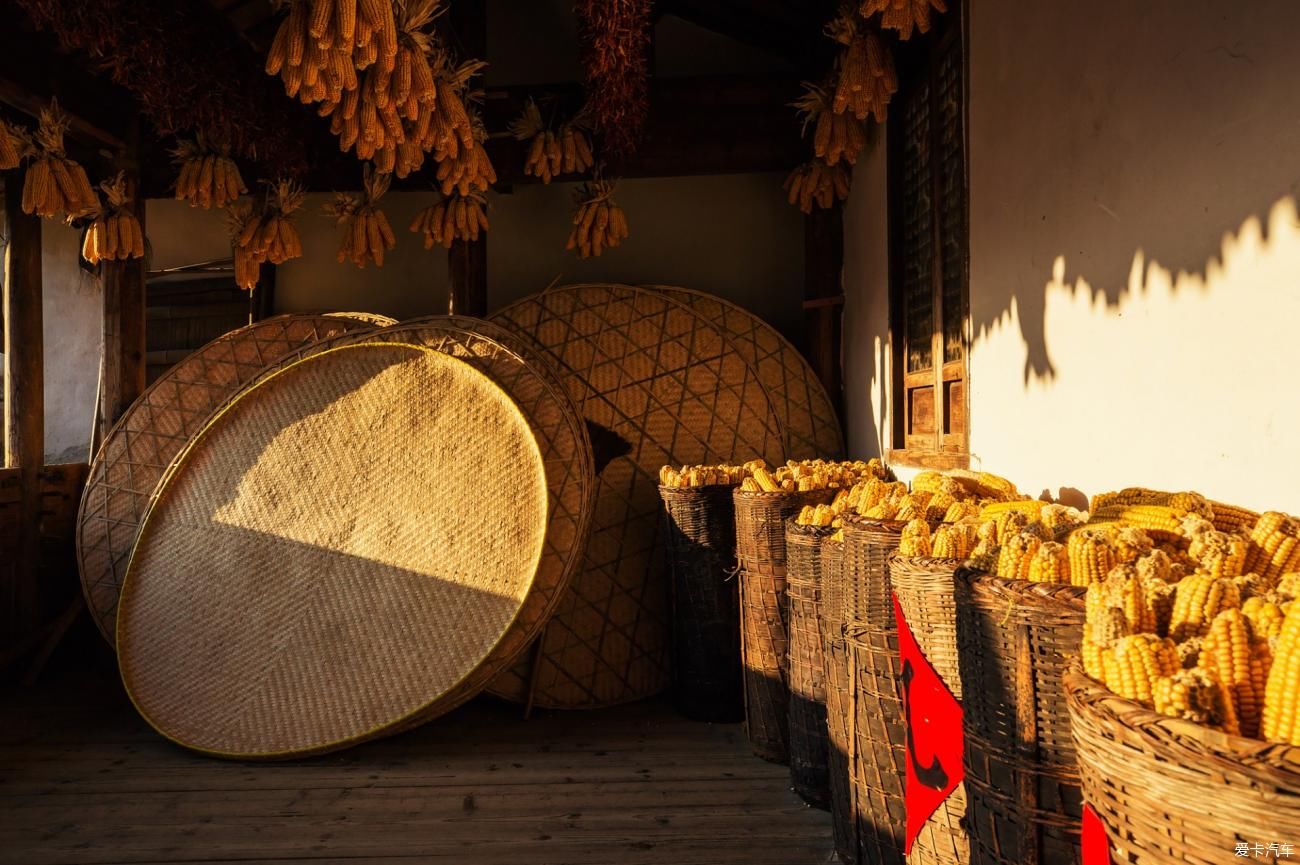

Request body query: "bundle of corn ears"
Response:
[793, 83, 866, 167]
[327, 165, 397, 267]
[228, 180, 306, 290]
[0, 118, 32, 171]
[410, 191, 487, 249]
[81, 172, 145, 264]
[567, 180, 628, 258]
[435, 113, 496, 196]
[860, 0, 947, 40]
[784, 160, 850, 214]
[172, 136, 249, 209]
[21, 102, 98, 219]
[509, 99, 594, 184]
[828, 12, 897, 122]
[266, 0, 398, 105]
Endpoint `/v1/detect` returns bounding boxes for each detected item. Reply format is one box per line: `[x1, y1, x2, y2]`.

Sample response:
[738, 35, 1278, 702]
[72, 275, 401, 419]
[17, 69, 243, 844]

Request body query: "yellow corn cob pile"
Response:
[410, 191, 488, 249]
[1091, 504, 1203, 544]
[1026, 541, 1069, 584]
[1186, 527, 1249, 579]
[1198, 608, 1269, 738]
[738, 459, 884, 495]
[1243, 596, 1286, 641]
[910, 471, 964, 498]
[1040, 503, 1088, 534]
[826, 14, 896, 122]
[1111, 525, 1155, 565]
[434, 117, 497, 195]
[1209, 500, 1261, 534]
[0, 117, 31, 171]
[1245, 511, 1300, 580]
[1103, 634, 1180, 705]
[860, 0, 947, 40]
[22, 102, 97, 219]
[327, 165, 396, 268]
[227, 180, 306, 290]
[1152, 667, 1240, 733]
[1262, 601, 1300, 744]
[1089, 487, 1209, 514]
[1169, 573, 1242, 642]
[80, 172, 144, 265]
[783, 160, 851, 214]
[566, 180, 629, 258]
[895, 491, 932, 522]
[792, 83, 866, 167]
[943, 500, 981, 523]
[421, 57, 481, 163]
[898, 519, 932, 556]
[996, 528, 1043, 580]
[980, 499, 1047, 521]
[171, 137, 248, 210]
[659, 461, 760, 488]
[797, 503, 839, 528]
[930, 522, 975, 559]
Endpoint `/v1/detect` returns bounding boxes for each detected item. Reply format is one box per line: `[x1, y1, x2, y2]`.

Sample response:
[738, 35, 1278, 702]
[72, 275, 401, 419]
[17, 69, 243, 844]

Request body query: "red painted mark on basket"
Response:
[1082, 804, 1114, 864]
[894, 593, 963, 854]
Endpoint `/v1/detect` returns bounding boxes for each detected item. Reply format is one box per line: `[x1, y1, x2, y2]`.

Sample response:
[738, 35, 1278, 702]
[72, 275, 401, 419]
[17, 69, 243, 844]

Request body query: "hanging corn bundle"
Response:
[424, 57, 481, 162]
[327, 165, 397, 267]
[792, 83, 865, 167]
[566, 179, 629, 259]
[0, 118, 31, 171]
[22, 102, 98, 219]
[783, 160, 850, 214]
[860, 0, 947, 40]
[410, 192, 488, 249]
[81, 172, 146, 265]
[827, 12, 896, 122]
[435, 114, 496, 195]
[266, 0, 354, 106]
[510, 99, 595, 184]
[228, 180, 306, 290]
[171, 137, 249, 209]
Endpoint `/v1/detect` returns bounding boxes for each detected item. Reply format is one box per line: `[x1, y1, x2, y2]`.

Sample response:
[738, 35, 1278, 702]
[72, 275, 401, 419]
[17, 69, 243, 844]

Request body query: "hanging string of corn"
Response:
[566, 179, 628, 258]
[509, 99, 595, 184]
[0, 118, 32, 171]
[783, 160, 851, 214]
[171, 136, 249, 209]
[327, 165, 397, 267]
[266, 0, 397, 105]
[410, 191, 488, 249]
[81, 171, 145, 264]
[227, 179, 306, 290]
[828, 11, 897, 122]
[425, 56, 481, 162]
[860, 0, 947, 41]
[434, 113, 496, 196]
[21, 101, 98, 219]
[792, 82, 865, 167]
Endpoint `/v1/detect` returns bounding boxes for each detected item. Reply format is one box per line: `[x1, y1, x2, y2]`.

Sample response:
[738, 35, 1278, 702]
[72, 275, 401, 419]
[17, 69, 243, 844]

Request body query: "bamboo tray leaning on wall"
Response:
[77, 313, 392, 643]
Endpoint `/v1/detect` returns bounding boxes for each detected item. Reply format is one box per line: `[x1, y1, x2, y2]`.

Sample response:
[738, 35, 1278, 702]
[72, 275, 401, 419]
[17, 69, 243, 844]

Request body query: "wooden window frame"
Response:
[886, 5, 970, 471]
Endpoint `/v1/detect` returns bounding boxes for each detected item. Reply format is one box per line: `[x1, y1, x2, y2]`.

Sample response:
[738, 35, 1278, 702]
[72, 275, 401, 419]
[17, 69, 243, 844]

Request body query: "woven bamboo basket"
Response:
[890, 556, 971, 865]
[824, 633, 856, 864]
[1065, 663, 1300, 865]
[785, 519, 834, 808]
[820, 534, 846, 645]
[491, 284, 787, 708]
[733, 486, 835, 763]
[77, 313, 390, 643]
[842, 515, 907, 628]
[658, 482, 743, 723]
[954, 567, 1087, 865]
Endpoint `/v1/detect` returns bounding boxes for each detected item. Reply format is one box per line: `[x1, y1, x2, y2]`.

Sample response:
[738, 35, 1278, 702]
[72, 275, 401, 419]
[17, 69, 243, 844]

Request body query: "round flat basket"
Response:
[77, 312, 392, 642]
[231, 316, 596, 720]
[645, 284, 843, 460]
[490, 284, 786, 708]
[117, 343, 550, 758]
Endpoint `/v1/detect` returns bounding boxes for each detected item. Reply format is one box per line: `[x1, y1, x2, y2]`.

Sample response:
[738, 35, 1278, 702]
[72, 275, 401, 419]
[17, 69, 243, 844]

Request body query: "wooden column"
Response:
[2, 172, 44, 639]
[97, 169, 146, 443]
[803, 203, 845, 423]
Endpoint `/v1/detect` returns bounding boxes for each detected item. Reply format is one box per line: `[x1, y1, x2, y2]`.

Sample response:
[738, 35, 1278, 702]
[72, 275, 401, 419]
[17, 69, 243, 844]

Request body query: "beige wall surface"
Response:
[843, 0, 1300, 510]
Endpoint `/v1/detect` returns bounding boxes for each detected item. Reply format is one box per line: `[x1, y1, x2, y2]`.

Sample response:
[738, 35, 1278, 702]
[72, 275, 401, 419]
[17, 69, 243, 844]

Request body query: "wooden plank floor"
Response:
[1, 653, 833, 865]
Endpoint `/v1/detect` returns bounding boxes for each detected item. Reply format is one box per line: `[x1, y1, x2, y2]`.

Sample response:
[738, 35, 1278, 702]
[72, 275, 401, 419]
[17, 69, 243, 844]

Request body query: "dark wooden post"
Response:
[446, 0, 488, 317]
[97, 168, 146, 443]
[2, 172, 44, 640]
[803, 203, 845, 424]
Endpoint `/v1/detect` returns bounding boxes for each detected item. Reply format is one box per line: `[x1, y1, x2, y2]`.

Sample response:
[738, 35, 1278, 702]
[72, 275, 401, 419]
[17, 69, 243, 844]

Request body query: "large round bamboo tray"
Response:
[490, 284, 786, 708]
[77, 313, 390, 643]
[786, 519, 834, 808]
[954, 567, 1087, 865]
[734, 487, 835, 763]
[117, 344, 550, 758]
[228, 316, 596, 720]
[890, 556, 971, 865]
[1065, 663, 1300, 865]
[644, 284, 844, 460]
[658, 482, 743, 723]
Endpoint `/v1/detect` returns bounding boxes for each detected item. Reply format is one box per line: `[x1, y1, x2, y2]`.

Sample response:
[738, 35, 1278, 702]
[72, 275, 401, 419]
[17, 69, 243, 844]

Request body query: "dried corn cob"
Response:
[1107, 634, 1179, 704]
[783, 159, 851, 214]
[80, 172, 145, 264]
[1187, 528, 1249, 579]
[826, 13, 896, 122]
[860, 0, 947, 40]
[227, 179, 305, 290]
[567, 179, 629, 258]
[410, 191, 488, 249]
[1209, 500, 1261, 534]
[435, 115, 496, 194]
[793, 82, 866, 167]
[1243, 596, 1286, 642]
[996, 529, 1042, 581]
[327, 165, 396, 268]
[930, 523, 973, 559]
[1198, 608, 1269, 738]
[1026, 541, 1068, 584]
[1153, 667, 1241, 734]
[1170, 573, 1242, 642]
[1263, 600, 1300, 744]
[172, 137, 248, 209]
[898, 519, 931, 556]
[22, 102, 97, 219]
[0, 117, 31, 170]
[1246, 512, 1300, 580]
[943, 500, 981, 523]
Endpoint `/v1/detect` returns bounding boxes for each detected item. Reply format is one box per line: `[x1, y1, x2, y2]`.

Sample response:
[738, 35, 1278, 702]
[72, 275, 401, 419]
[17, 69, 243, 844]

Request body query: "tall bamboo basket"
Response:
[490, 284, 787, 708]
[820, 533, 846, 645]
[824, 632, 856, 863]
[77, 313, 390, 642]
[785, 519, 834, 808]
[733, 486, 834, 762]
[955, 567, 1087, 865]
[658, 482, 744, 722]
[842, 515, 907, 628]
[1065, 663, 1300, 865]
[890, 556, 971, 865]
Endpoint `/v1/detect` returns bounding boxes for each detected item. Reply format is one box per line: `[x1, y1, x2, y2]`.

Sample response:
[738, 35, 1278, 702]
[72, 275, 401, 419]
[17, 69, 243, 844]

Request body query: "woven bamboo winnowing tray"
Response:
[118, 344, 550, 758]
[77, 313, 391, 642]
[231, 316, 596, 720]
[490, 284, 786, 708]
[644, 285, 844, 460]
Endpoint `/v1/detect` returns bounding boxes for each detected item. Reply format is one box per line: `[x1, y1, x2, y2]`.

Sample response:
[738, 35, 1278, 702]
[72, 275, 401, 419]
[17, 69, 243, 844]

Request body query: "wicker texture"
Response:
[490, 284, 786, 708]
[658, 483, 743, 722]
[645, 285, 844, 460]
[118, 345, 549, 758]
[890, 556, 970, 865]
[786, 520, 833, 808]
[954, 568, 1087, 865]
[1065, 664, 1300, 864]
[77, 313, 389, 642]
[843, 516, 907, 628]
[734, 487, 834, 762]
[820, 536, 846, 644]
[824, 634, 856, 864]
